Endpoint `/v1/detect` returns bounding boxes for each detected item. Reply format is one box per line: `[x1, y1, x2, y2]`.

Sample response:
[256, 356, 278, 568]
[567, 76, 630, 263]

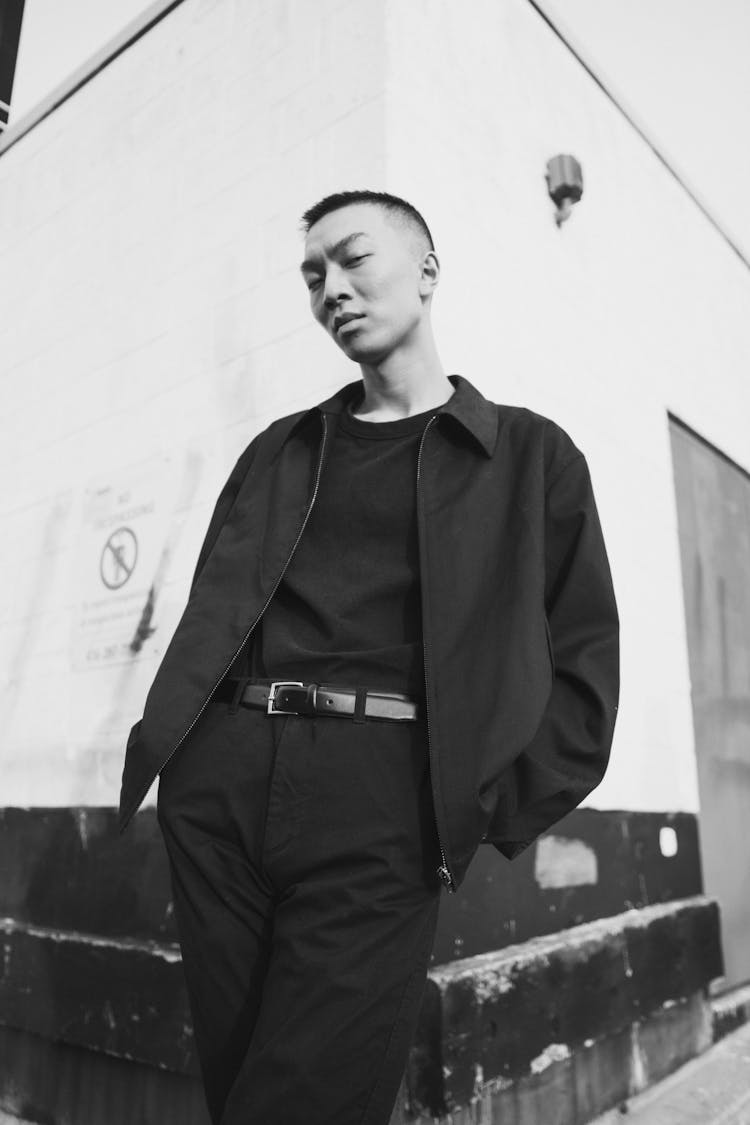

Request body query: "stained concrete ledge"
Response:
[0, 1025, 208, 1125]
[0, 804, 708, 1077]
[712, 980, 750, 1042]
[0, 896, 723, 1125]
[0, 917, 196, 1074]
[393, 895, 723, 1124]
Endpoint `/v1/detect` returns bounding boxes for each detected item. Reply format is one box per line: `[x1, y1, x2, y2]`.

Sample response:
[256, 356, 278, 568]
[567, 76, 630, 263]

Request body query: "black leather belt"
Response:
[216, 677, 421, 722]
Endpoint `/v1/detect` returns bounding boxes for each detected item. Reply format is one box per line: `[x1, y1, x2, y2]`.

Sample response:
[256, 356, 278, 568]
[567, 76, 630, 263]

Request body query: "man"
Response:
[119, 189, 619, 1125]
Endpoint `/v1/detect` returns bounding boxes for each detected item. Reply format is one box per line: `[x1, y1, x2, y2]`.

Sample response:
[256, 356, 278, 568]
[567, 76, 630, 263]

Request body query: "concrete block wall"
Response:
[2, 0, 746, 823]
[3, 0, 750, 821]
[382, 0, 750, 821]
[0, 0, 389, 808]
[1, 1, 749, 1121]
[393, 896, 722, 1124]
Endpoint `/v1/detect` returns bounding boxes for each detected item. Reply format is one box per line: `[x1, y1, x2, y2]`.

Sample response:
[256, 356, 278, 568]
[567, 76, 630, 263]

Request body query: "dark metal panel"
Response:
[669, 417, 750, 988]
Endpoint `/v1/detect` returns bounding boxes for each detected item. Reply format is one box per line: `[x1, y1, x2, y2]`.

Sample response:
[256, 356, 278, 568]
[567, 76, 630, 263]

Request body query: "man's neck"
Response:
[352, 362, 454, 422]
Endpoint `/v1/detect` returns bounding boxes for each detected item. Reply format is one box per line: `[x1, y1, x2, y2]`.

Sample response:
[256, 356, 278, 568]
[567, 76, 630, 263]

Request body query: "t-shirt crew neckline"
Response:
[340, 396, 450, 440]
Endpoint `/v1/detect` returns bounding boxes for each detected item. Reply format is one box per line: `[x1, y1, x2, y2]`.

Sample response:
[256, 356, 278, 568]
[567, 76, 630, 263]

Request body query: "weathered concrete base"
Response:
[2, 897, 722, 1125]
[389, 897, 721, 1125]
[0, 1025, 209, 1125]
[417, 994, 710, 1125]
[0, 918, 195, 1074]
[391, 995, 713, 1125]
[712, 981, 750, 1043]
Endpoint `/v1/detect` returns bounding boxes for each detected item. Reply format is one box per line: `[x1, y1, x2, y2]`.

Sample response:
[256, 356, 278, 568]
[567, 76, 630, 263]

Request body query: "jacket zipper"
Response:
[417, 416, 456, 894]
[157, 414, 330, 780]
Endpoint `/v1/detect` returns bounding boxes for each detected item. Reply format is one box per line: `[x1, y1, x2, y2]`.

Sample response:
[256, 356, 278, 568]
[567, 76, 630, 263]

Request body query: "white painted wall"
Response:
[1, 0, 748, 817]
[383, 0, 750, 815]
[0, 0, 386, 805]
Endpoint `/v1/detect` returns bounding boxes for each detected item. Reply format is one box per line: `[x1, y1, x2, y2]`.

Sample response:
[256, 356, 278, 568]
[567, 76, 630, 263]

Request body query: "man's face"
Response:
[300, 203, 433, 363]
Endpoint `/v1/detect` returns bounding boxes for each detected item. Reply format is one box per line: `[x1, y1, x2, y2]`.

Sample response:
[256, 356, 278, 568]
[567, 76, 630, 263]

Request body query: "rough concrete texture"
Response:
[713, 981, 750, 1042]
[403, 897, 721, 1117]
[0, 918, 194, 1072]
[0, 1024, 210, 1125]
[392, 981, 750, 1124]
[587, 1019, 750, 1124]
[391, 992, 712, 1125]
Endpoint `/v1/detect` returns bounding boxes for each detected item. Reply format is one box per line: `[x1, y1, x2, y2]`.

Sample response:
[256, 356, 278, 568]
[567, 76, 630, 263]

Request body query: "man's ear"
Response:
[419, 250, 440, 298]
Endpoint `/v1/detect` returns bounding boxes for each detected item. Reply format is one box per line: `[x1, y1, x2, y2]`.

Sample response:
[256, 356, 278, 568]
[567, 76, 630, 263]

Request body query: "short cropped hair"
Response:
[300, 190, 435, 259]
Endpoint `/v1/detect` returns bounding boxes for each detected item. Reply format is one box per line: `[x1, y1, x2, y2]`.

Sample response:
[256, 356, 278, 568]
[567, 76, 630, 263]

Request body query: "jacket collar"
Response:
[313, 374, 497, 457]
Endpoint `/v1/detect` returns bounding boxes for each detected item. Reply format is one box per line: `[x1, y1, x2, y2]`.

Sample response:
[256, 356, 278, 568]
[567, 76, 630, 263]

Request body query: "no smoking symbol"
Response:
[100, 527, 138, 590]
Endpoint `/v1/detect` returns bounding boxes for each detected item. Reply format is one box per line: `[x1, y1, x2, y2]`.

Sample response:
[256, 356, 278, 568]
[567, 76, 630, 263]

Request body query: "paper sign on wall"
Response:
[71, 460, 172, 671]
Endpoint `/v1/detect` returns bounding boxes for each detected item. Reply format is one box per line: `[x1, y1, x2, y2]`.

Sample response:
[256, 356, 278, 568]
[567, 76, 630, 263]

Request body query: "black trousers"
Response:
[157, 695, 443, 1125]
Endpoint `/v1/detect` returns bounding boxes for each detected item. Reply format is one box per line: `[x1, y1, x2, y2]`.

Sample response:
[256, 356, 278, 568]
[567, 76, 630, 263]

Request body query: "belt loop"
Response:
[229, 676, 250, 715]
[302, 683, 317, 716]
[353, 687, 367, 724]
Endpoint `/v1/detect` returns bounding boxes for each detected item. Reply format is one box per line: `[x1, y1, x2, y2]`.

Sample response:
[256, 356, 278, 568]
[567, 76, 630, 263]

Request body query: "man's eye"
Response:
[307, 278, 322, 291]
[346, 255, 367, 267]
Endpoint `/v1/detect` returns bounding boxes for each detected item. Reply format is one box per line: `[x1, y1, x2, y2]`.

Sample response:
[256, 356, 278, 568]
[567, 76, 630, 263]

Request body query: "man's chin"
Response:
[338, 339, 379, 363]
[335, 333, 390, 365]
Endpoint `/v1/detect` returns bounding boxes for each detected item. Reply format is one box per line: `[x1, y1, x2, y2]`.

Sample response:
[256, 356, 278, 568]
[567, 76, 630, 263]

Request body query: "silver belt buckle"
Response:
[267, 681, 304, 715]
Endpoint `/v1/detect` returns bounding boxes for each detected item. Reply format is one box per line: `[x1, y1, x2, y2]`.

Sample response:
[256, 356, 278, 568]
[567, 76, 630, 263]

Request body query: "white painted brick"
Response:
[383, 0, 750, 818]
[1, 0, 748, 820]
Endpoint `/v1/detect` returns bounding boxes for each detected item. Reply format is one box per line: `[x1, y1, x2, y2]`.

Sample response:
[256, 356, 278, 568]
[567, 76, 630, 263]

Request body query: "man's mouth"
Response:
[333, 313, 364, 333]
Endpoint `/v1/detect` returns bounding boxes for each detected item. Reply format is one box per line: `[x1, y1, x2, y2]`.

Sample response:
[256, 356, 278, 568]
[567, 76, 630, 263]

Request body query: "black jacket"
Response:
[118, 375, 619, 892]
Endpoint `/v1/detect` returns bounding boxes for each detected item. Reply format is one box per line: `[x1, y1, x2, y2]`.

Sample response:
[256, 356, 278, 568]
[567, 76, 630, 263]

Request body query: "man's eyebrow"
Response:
[299, 232, 370, 274]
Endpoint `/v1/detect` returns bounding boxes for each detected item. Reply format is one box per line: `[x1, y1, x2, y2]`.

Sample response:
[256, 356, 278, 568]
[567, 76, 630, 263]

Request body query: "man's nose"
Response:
[322, 264, 353, 308]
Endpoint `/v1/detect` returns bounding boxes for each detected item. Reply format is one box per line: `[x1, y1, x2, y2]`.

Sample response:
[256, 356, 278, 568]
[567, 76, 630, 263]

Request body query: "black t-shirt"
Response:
[257, 402, 441, 694]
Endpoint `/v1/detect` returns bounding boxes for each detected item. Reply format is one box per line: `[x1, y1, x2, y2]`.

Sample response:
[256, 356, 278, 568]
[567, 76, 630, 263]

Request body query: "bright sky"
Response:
[537, 0, 750, 260]
[11, 0, 150, 121]
[11, 0, 750, 261]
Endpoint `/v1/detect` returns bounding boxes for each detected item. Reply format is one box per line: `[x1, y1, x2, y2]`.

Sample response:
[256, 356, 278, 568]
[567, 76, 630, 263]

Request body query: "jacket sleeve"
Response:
[490, 450, 619, 860]
[189, 435, 261, 597]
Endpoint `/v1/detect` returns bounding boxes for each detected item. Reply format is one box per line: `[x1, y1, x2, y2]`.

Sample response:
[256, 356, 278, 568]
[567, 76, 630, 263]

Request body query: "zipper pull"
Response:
[437, 864, 455, 893]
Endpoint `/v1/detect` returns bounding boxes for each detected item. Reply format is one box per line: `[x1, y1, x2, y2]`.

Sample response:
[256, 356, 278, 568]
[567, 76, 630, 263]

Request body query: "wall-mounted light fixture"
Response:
[546, 154, 583, 227]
